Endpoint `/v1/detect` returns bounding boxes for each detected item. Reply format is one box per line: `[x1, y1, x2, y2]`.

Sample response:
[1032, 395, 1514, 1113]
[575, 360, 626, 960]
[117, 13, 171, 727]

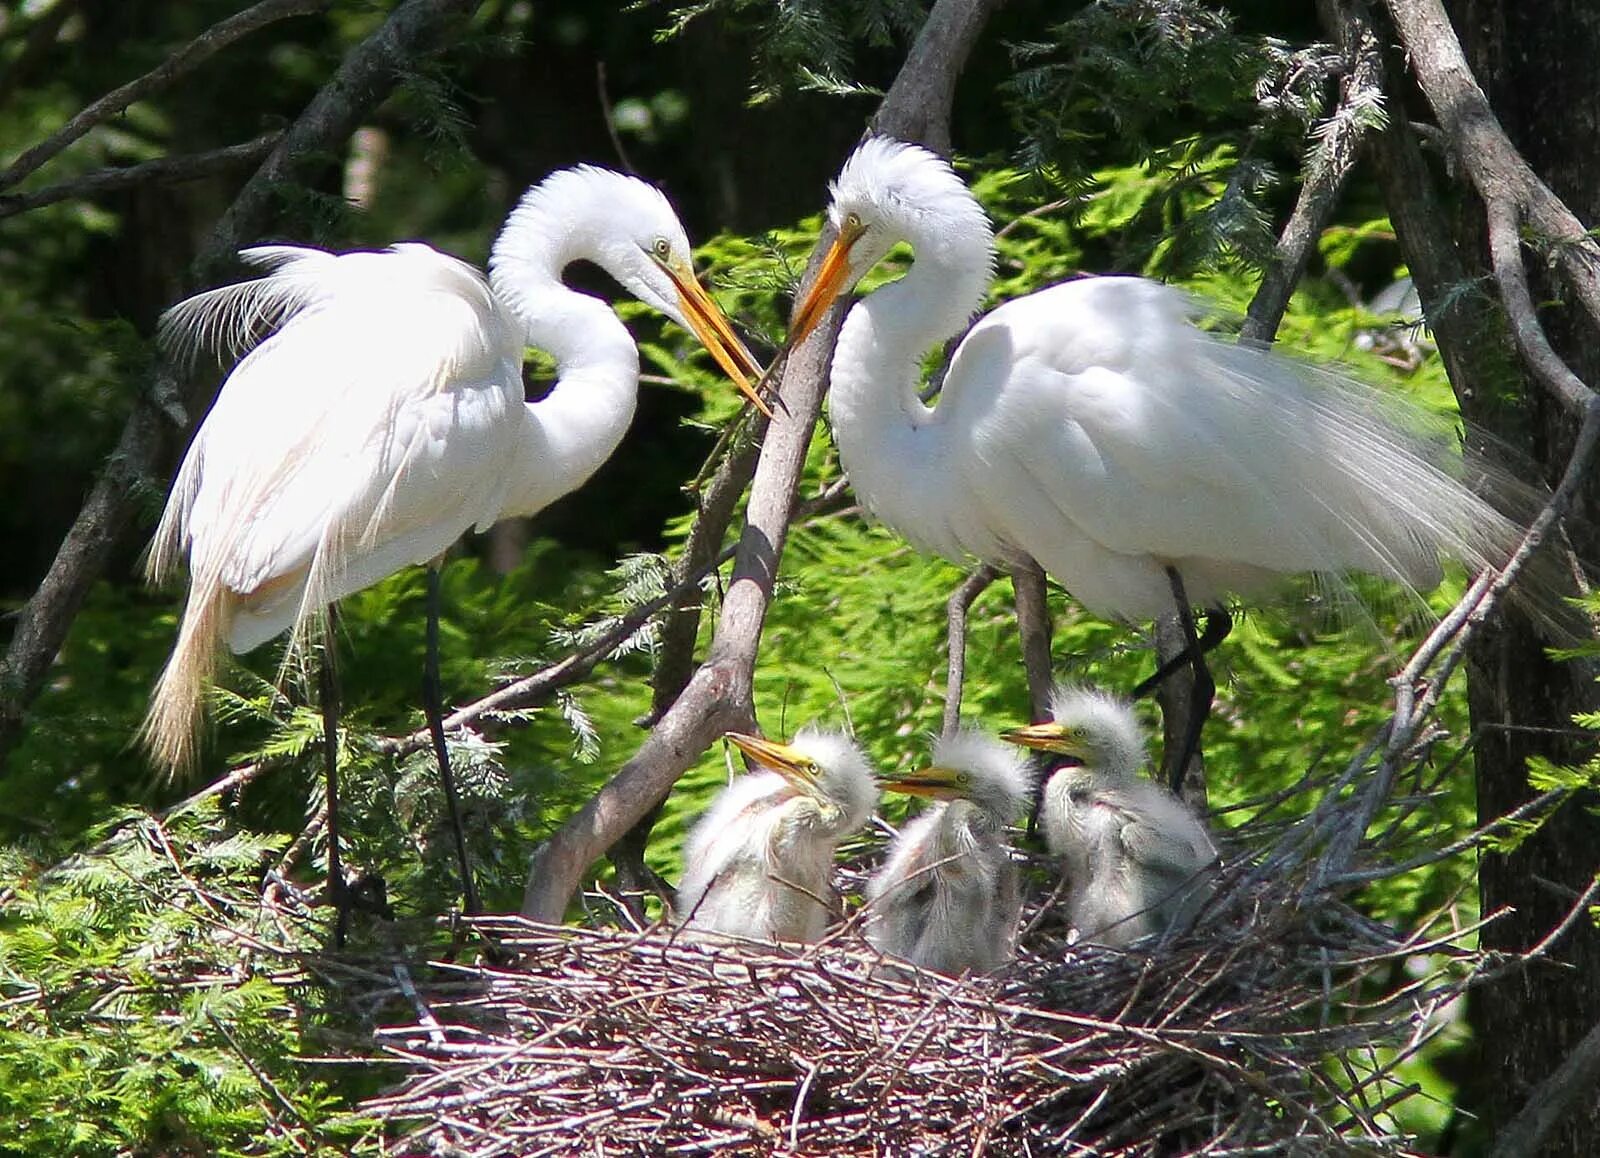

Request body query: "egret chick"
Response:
[677, 729, 879, 943]
[1006, 686, 1217, 948]
[866, 730, 1033, 975]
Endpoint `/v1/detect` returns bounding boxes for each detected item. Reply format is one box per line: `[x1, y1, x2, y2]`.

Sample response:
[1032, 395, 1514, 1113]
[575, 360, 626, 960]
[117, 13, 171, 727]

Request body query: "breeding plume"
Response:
[866, 730, 1032, 975]
[677, 729, 879, 943]
[1006, 686, 1217, 947]
[143, 165, 762, 918]
[791, 137, 1529, 770]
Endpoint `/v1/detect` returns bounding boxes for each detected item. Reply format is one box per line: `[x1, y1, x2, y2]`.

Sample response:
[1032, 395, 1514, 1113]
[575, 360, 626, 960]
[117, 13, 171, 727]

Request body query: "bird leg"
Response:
[317, 638, 349, 948]
[1011, 560, 1057, 839]
[1130, 605, 1232, 700]
[423, 567, 482, 917]
[1157, 567, 1221, 795]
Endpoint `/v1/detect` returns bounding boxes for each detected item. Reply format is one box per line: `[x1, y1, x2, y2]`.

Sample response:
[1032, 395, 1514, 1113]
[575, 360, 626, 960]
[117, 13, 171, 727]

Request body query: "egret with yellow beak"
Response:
[865, 730, 1033, 975]
[676, 728, 879, 943]
[1005, 686, 1218, 947]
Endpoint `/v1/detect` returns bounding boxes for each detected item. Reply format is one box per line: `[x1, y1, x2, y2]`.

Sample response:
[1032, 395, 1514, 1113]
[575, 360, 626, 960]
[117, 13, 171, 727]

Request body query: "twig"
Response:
[0, 0, 328, 193]
[0, 133, 282, 219]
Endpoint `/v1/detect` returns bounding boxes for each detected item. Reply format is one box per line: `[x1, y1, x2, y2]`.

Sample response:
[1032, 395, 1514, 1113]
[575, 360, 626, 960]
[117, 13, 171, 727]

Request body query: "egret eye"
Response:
[843, 211, 863, 233]
[652, 237, 672, 260]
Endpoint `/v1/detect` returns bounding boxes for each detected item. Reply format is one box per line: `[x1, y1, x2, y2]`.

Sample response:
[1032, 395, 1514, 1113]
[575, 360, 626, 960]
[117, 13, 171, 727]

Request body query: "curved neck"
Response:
[827, 220, 993, 544]
[489, 219, 639, 518]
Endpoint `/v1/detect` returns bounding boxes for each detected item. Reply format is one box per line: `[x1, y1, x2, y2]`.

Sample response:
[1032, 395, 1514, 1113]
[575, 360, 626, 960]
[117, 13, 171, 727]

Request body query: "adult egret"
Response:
[1005, 685, 1217, 947]
[789, 137, 1529, 777]
[865, 729, 1032, 975]
[142, 164, 765, 922]
[676, 729, 879, 943]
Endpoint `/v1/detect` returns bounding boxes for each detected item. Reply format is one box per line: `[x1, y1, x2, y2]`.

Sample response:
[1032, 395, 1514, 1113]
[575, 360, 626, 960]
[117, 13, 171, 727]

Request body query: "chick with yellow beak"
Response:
[1004, 685, 1217, 948]
[864, 730, 1033, 975]
[676, 728, 879, 943]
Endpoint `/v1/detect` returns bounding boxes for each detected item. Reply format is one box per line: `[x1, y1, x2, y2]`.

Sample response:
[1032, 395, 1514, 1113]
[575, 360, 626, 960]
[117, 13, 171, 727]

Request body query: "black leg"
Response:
[1162, 567, 1215, 794]
[423, 566, 481, 916]
[318, 636, 349, 948]
[1131, 604, 1232, 700]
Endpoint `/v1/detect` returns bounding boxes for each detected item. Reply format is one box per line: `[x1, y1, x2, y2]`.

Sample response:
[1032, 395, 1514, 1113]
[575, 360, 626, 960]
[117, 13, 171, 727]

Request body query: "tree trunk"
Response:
[1442, 3, 1600, 1152]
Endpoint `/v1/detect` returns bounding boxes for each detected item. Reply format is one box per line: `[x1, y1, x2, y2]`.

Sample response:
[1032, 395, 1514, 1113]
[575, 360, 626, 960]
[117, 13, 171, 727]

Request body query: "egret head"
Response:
[790, 136, 995, 345]
[724, 727, 879, 835]
[882, 729, 1034, 825]
[1002, 685, 1149, 780]
[492, 166, 767, 412]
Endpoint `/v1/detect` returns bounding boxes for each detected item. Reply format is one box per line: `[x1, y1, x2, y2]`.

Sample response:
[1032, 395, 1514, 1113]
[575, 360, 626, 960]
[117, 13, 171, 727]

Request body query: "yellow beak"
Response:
[659, 259, 772, 417]
[1000, 722, 1080, 757]
[724, 732, 820, 793]
[882, 765, 963, 801]
[787, 217, 866, 347]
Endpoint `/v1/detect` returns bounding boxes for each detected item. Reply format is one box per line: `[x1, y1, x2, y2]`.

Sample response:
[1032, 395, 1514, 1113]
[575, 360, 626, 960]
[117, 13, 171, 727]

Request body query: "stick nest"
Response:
[368, 820, 1465, 1156]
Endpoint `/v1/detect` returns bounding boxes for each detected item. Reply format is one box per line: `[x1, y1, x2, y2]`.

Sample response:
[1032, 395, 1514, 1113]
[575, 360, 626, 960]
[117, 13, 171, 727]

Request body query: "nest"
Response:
[366, 812, 1467, 1156]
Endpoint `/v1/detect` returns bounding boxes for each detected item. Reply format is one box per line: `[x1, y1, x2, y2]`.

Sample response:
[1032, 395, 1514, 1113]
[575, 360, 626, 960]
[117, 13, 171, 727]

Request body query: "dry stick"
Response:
[0, 132, 282, 219]
[943, 565, 998, 735]
[518, 0, 1002, 925]
[0, 0, 328, 193]
[0, 0, 480, 755]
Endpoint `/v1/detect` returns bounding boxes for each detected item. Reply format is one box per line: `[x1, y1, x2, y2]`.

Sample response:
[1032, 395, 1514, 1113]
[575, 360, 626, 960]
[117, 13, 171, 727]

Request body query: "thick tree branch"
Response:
[0, 133, 283, 220]
[0, 0, 328, 193]
[1383, 0, 1600, 349]
[520, 0, 998, 923]
[0, 0, 480, 760]
[1487, 1013, 1600, 1158]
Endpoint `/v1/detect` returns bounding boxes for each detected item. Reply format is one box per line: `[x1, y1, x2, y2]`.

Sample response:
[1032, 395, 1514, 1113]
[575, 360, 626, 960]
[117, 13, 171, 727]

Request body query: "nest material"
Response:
[368, 875, 1446, 1156]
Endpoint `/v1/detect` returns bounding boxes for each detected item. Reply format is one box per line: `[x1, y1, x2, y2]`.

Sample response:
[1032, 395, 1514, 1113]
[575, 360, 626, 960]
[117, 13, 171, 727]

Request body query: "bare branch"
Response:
[1487, 1009, 1600, 1158]
[0, 133, 282, 220]
[943, 565, 998, 735]
[519, 0, 1000, 923]
[0, 0, 329, 193]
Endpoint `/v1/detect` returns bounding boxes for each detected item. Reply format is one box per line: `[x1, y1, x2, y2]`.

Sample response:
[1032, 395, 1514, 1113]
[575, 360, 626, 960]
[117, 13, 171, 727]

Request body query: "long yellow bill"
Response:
[788, 217, 866, 347]
[724, 731, 819, 792]
[1000, 722, 1078, 756]
[661, 262, 772, 417]
[882, 765, 963, 800]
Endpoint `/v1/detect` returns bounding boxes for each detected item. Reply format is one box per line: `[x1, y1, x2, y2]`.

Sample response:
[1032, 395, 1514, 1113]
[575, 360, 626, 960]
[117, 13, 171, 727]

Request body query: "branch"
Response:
[0, 133, 282, 220]
[1383, 0, 1600, 357]
[1487, 1013, 1600, 1158]
[0, 0, 481, 759]
[0, 0, 328, 193]
[519, 0, 999, 923]
[943, 565, 997, 736]
[1243, 1, 1383, 343]
[0, 0, 79, 111]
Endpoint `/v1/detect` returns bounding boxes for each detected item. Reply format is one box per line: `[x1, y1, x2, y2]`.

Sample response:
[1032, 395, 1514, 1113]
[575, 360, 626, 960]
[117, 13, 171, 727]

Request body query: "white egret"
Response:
[676, 729, 879, 943]
[1005, 685, 1217, 947]
[142, 164, 765, 923]
[865, 729, 1032, 975]
[790, 137, 1529, 779]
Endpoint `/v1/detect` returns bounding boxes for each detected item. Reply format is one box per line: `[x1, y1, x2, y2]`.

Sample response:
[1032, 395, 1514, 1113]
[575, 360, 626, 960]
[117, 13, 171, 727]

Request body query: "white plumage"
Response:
[1007, 686, 1218, 947]
[142, 166, 760, 771]
[791, 137, 1523, 624]
[677, 728, 879, 943]
[865, 729, 1033, 975]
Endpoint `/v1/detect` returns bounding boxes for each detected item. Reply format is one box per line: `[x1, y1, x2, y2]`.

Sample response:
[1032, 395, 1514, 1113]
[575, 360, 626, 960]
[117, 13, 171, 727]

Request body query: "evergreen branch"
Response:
[0, 133, 283, 220]
[0, 0, 328, 194]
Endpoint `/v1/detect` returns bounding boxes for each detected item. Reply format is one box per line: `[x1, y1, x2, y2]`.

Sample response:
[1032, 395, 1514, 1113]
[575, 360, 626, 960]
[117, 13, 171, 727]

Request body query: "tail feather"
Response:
[141, 575, 234, 777]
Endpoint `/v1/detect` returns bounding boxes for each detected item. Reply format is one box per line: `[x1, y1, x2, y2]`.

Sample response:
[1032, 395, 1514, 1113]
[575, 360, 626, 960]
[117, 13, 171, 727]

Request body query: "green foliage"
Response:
[0, 800, 374, 1156]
